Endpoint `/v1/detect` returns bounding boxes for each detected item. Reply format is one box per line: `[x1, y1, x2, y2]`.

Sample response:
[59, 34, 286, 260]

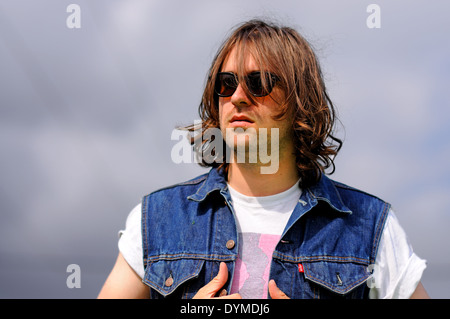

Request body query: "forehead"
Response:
[220, 47, 259, 73]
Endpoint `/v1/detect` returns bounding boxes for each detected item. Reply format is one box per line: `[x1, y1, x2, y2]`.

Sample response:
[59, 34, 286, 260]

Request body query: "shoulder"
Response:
[312, 175, 391, 218]
[144, 172, 209, 199]
[319, 177, 392, 253]
[331, 179, 388, 203]
[328, 178, 391, 215]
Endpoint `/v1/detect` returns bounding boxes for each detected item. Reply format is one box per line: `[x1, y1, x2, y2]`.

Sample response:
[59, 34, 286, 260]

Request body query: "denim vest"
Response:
[141, 168, 390, 299]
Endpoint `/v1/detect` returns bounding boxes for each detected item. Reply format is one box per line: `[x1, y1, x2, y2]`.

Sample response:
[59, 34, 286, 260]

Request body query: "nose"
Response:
[230, 83, 251, 108]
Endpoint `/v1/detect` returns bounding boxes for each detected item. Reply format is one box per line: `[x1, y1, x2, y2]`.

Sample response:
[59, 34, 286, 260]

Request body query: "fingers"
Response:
[194, 262, 241, 299]
[193, 265, 288, 299]
[218, 293, 242, 299]
[193, 265, 286, 299]
[268, 279, 290, 299]
[212, 262, 229, 289]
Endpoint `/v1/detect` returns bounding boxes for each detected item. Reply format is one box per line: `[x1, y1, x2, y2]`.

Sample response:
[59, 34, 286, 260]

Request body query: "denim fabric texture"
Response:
[141, 168, 390, 299]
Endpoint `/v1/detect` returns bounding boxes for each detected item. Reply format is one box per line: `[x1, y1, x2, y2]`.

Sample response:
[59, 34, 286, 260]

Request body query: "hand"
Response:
[268, 279, 290, 299]
[193, 262, 242, 299]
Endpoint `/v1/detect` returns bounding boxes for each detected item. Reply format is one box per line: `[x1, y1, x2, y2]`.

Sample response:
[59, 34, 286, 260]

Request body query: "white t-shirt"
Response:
[227, 181, 302, 298]
[118, 182, 426, 299]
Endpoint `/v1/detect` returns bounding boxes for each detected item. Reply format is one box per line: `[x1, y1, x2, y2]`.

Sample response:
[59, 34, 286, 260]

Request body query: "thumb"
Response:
[210, 262, 229, 290]
[268, 279, 290, 299]
[193, 262, 228, 298]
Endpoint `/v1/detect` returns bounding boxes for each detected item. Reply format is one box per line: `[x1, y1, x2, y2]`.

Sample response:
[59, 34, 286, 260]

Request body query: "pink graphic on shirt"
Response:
[230, 254, 249, 292]
[259, 234, 281, 296]
[230, 233, 281, 299]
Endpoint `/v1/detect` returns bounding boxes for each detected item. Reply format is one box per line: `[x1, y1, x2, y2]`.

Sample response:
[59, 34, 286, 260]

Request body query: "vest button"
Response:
[226, 240, 235, 250]
[165, 276, 174, 287]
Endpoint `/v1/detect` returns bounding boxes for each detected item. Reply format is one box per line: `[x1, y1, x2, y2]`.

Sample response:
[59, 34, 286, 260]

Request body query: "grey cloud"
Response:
[0, 0, 449, 298]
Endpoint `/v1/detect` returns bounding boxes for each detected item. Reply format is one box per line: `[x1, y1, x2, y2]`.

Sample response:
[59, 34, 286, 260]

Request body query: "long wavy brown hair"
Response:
[183, 19, 343, 189]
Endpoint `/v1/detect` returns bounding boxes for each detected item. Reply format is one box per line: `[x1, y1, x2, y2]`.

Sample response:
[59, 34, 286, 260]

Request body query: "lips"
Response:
[229, 115, 254, 128]
[230, 115, 254, 123]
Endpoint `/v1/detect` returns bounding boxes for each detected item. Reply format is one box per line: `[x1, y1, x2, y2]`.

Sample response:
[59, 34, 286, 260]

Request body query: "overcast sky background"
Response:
[0, 0, 449, 298]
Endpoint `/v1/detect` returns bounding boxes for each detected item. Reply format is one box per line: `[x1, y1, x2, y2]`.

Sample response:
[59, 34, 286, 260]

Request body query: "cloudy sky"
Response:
[0, 0, 449, 298]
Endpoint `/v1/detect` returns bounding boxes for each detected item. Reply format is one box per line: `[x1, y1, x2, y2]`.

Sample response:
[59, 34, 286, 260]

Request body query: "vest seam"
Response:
[272, 254, 371, 265]
[370, 202, 391, 263]
[144, 174, 208, 198]
[141, 196, 149, 271]
[144, 254, 236, 262]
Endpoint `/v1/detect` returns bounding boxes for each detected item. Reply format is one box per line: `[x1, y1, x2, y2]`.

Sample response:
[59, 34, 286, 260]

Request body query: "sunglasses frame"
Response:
[214, 71, 279, 98]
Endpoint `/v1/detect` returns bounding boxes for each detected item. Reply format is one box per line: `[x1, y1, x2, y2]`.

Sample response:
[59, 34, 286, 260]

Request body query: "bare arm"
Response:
[409, 282, 430, 299]
[97, 252, 149, 299]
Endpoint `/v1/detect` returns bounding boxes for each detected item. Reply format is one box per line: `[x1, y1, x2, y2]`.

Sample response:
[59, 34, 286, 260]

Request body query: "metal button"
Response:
[219, 289, 228, 297]
[165, 276, 174, 287]
[226, 240, 235, 250]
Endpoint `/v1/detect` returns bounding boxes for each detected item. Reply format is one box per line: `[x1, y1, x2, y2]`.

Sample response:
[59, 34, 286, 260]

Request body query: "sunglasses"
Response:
[214, 71, 279, 97]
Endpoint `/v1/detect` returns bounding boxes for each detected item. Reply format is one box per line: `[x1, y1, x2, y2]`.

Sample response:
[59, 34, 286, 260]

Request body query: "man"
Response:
[98, 19, 429, 299]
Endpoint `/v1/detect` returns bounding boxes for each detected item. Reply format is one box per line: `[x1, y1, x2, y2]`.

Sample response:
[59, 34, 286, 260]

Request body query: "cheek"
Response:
[218, 99, 230, 122]
[217, 100, 228, 132]
[217, 102, 224, 124]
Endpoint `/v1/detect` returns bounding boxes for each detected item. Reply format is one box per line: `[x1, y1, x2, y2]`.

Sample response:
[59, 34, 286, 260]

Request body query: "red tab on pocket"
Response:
[298, 263, 304, 273]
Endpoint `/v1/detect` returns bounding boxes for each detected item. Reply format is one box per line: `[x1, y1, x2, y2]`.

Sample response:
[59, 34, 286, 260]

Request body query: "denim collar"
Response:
[307, 174, 352, 214]
[188, 168, 352, 214]
[187, 168, 228, 202]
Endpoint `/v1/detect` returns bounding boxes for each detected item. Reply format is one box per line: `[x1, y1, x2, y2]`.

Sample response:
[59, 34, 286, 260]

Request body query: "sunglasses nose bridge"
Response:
[230, 81, 252, 105]
[232, 74, 257, 100]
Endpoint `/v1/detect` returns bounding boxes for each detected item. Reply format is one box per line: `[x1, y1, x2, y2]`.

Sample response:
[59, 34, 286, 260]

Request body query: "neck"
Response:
[227, 154, 299, 197]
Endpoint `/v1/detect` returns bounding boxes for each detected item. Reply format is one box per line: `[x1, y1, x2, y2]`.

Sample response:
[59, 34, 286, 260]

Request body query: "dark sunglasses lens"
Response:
[215, 73, 237, 97]
[247, 72, 275, 97]
[215, 72, 278, 97]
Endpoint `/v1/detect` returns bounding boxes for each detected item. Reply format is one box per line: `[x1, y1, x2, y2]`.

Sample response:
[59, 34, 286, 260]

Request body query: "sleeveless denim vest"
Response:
[141, 168, 390, 299]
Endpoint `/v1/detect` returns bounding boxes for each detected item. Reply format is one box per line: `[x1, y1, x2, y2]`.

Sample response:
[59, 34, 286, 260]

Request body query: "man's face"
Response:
[218, 47, 295, 163]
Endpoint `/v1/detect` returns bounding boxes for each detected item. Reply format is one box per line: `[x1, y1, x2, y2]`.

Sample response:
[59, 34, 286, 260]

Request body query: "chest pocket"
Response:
[143, 258, 206, 299]
[302, 261, 371, 298]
